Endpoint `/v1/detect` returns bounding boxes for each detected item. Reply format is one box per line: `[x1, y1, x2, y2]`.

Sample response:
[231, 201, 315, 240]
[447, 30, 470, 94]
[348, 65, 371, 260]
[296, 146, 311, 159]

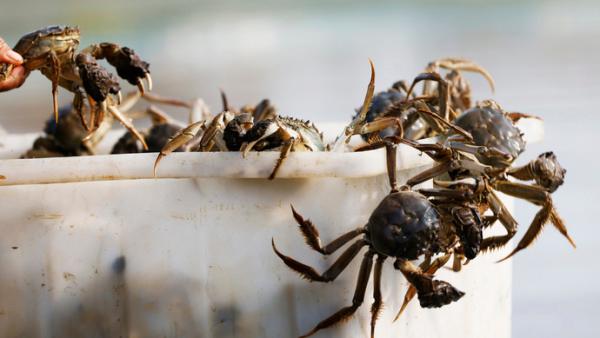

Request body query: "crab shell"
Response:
[454, 105, 526, 168]
[14, 25, 80, 66]
[367, 191, 441, 260]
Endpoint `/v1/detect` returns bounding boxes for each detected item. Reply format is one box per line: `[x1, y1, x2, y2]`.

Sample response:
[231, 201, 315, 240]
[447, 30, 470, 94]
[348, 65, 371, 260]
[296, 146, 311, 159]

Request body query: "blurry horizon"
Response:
[1, 1, 598, 337]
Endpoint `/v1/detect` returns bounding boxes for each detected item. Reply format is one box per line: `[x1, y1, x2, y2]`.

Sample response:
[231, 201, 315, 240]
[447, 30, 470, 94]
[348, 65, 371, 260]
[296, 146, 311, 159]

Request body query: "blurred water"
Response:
[1, 1, 599, 337]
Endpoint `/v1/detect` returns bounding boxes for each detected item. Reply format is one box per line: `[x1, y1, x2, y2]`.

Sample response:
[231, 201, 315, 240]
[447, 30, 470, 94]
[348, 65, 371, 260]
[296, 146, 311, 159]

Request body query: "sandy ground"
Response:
[0, 1, 598, 337]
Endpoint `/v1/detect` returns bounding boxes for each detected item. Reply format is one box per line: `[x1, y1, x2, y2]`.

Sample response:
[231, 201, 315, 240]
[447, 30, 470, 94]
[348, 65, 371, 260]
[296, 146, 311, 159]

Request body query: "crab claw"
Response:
[355, 58, 376, 124]
[137, 79, 146, 95]
[116, 91, 123, 105]
[240, 119, 280, 158]
[145, 73, 153, 91]
[107, 105, 148, 151]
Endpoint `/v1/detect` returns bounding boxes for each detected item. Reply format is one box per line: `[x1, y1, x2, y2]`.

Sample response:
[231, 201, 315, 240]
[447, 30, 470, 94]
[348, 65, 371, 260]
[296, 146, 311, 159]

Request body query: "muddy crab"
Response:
[272, 143, 465, 338]
[0, 25, 152, 147]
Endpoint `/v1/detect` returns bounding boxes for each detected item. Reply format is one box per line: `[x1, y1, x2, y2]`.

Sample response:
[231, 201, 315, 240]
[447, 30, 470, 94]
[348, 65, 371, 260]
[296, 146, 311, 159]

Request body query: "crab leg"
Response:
[332, 59, 375, 150]
[480, 188, 519, 253]
[505, 112, 541, 123]
[272, 238, 367, 283]
[451, 252, 464, 272]
[354, 59, 376, 128]
[220, 89, 230, 112]
[370, 255, 386, 338]
[353, 116, 404, 144]
[446, 141, 512, 164]
[298, 250, 374, 338]
[414, 107, 474, 142]
[48, 51, 61, 123]
[434, 58, 496, 93]
[107, 104, 148, 150]
[405, 72, 449, 121]
[153, 121, 205, 176]
[418, 187, 472, 200]
[95, 100, 106, 129]
[406, 161, 453, 187]
[492, 181, 575, 261]
[199, 112, 229, 151]
[141, 92, 192, 109]
[253, 98, 277, 122]
[291, 205, 366, 255]
[354, 137, 402, 191]
[73, 86, 91, 131]
[269, 137, 294, 180]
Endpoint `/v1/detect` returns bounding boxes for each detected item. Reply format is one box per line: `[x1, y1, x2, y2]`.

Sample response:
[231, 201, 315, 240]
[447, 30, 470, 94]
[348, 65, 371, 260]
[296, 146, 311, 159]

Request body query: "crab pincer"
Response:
[84, 43, 152, 94]
[76, 53, 147, 150]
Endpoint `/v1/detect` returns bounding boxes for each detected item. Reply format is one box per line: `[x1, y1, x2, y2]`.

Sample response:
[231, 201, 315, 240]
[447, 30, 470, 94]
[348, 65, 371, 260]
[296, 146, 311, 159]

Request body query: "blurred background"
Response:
[0, 0, 598, 337]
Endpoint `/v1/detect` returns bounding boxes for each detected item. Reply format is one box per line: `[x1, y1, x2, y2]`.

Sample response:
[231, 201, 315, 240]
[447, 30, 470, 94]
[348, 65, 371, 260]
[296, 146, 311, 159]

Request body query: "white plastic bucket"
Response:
[0, 121, 543, 338]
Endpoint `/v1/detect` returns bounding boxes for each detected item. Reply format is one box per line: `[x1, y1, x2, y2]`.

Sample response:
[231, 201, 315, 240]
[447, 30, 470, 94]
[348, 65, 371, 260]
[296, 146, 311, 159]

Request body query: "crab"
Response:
[111, 106, 185, 154]
[335, 61, 478, 152]
[154, 94, 324, 179]
[347, 58, 494, 143]
[333, 60, 409, 150]
[272, 142, 465, 338]
[21, 104, 95, 158]
[396, 103, 574, 261]
[238, 115, 325, 179]
[0, 25, 152, 148]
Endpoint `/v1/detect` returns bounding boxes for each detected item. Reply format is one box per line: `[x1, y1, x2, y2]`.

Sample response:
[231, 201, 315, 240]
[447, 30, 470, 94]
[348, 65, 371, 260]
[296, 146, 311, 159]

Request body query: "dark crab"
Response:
[350, 58, 495, 142]
[111, 92, 201, 154]
[111, 106, 184, 154]
[272, 144, 464, 338]
[0, 25, 152, 147]
[398, 112, 573, 261]
[21, 104, 96, 158]
[337, 61, 478, 151]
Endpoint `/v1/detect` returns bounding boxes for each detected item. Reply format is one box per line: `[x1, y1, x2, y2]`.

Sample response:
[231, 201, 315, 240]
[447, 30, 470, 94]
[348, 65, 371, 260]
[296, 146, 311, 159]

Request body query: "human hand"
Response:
[0, 36, 28, 92]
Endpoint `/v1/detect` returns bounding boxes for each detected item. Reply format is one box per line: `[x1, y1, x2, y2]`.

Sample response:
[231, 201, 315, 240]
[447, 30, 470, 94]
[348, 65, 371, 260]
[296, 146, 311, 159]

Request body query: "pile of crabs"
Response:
[2, 26, 574, 338]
